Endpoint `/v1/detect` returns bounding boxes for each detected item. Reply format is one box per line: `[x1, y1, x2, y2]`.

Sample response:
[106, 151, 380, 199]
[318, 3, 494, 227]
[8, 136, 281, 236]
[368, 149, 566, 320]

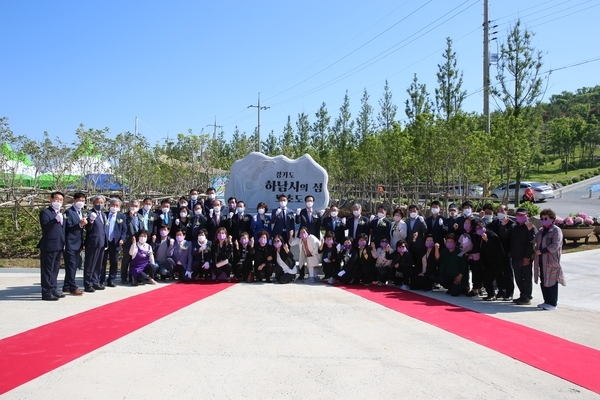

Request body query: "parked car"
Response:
[491, 182, 554, 202]
[446, 184, 484, 197]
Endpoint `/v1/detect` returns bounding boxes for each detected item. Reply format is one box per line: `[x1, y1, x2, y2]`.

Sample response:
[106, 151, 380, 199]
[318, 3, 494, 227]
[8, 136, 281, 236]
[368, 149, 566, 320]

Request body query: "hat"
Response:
[516, 207, 528, 214]
[448, 203, 458, 210]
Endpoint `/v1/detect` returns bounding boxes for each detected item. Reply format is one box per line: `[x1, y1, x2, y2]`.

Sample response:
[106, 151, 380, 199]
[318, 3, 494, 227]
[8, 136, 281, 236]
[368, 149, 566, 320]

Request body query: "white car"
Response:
[491, 182, 554, 202]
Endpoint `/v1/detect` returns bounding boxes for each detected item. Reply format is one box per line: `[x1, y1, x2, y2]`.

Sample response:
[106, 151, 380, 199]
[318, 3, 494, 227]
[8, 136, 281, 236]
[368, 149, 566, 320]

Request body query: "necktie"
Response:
[109, 214, 115, 241]
[308, 211, 312, 223]
[164, 213, 169, 224]
[133, 216, 139, 231]
[143, 212, 148, 230]
[332, 219, 336, 230]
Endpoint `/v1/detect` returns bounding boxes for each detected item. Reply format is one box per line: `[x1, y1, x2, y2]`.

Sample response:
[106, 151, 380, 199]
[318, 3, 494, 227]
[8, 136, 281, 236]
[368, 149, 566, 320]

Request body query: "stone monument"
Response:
[225, 152, 329, 213]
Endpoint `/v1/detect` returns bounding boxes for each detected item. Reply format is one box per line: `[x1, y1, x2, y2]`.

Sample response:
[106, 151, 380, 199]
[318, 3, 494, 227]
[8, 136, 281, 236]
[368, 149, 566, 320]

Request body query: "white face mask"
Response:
[353, 210, 360, 217]
[180, 212, 187, 218]
[497, 212, 506, 220]
[213, 206, 221, 212]
[74, 201, 85, 209]
[198, 236, 206, 243]
[258, 208, 265, 215]
[377, 212, 385, 219]
[279, 201, 287, 208]
[483, 215, 493, 222]
[306, 201, 313, 208]
[130, 207, 138, 213]
[110, 206, 120, 214]
[194, 209, 202, 216]
[208, 194, 216, 200]
[51, 201, 62, 210]
[191, 195, 198, 201]
[162, 207, 170, 214]
[143, 204, 152, 212]
[462, 208, 472, 217]
[409, 212, 418, 219]
[393, 215, 401, 222]
[330, 211, 338, 218]
[431, 207, 440, 214]
[138, 237, 147, 244]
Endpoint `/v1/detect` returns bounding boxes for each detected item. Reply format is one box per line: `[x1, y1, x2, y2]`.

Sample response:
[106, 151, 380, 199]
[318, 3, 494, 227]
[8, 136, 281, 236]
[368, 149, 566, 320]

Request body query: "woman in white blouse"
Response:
[390, 208, 408, 249]
[290, 226, 321, 283]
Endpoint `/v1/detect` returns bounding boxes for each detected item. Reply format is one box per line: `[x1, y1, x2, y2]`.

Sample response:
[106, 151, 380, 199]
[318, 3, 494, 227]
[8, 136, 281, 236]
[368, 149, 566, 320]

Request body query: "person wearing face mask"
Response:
[389, 240, 414, 289]
[533, 208, 565, 311]
[191, 203, 209, 239]
[83, 195, 108, 292]
[438, 234, 468, 296]
[207, 199, 226, 241]
[139, 197, 157, 240]
[273, 235, 297, 284]
[405, 204, 428, 275]
[128, 230, 158, 286]
[499, 207, 537, 305]
[347, 204, 369, 240]
[319, 231, 339, 280]
[477, 220, 507, 301]
[369, 205, 392, 247]
[410, 235, 440, 291]
[211, 227, 233, 281]
[442, 203, 461, 235]
[296, 195, 323, 239]
[192, 228, 214, 281]
[63, 192, 87, 296]
[172, 206, 192, 241]
[167, 229, 193, 282]
[156, 199, 174, 234]
[290, 227, 322, 283]
[38, 191, 67, 301]
[455, 201, 474, 236]
[271, 194, 295, 245]
[322, 206, 346, 245]
[487, 204, 515, 300]
[231, 200, 252, 242]
[253, 231, 275, 282]
[203, 187, 217, 217]
[151, 225, 175, 280]
[121, 199, 143, 284]
[329, 236, 359, 285]
[353, 233, 375, 285]
[175, 196, 189, 218]
[233, 231, 254, 282]
[251, 202, 272, 242]
[371, 238, 392, 286]
[481, 203, 495, 226]
[389, 208, 407, 250]
[188, 189, 201, 211]
[459, 216, 484, 297]
[101, 198, 127, 288]
[425, 201, 446, 246]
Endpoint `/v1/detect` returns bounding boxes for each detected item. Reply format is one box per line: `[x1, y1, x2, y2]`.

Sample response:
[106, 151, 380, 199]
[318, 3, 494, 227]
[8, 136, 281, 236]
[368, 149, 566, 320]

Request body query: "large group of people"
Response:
[38, 187, 566, 310]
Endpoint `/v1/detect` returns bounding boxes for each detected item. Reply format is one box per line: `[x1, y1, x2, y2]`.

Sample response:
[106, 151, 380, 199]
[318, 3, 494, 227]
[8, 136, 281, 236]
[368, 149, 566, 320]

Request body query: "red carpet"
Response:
[0, 283, 232, 395]
[342, 285, 600, 395]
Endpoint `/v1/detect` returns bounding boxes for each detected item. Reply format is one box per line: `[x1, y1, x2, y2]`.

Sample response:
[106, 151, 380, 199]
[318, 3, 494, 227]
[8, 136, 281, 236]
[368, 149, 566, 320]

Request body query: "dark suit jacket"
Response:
[425, 215, 446, 245]
[406, 217, 428, 253]
[271, 208, 295, 240]
[322, 216, 347, 244]
[105, 211, 127, 250]
[84, 210, 107, 249]
[347, 216, 370, 240]
[191, 214, 209, 238]
[171, 217, 193, 241]
[230, 213, 253, 242]
[125, 212, 143, 240]
[38, 206, 65, 252]
[64, 206, 84, 251]
[296, 208, 322, 238]
[155, 211, 174, 230]
[138, 209, 158, 237]
[370, 217, 392, 245]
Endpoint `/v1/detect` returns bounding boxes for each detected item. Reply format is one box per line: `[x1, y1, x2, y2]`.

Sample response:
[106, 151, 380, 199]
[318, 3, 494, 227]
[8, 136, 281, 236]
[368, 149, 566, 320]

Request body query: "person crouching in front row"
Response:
[211, 227, 233, 281]
[273, 235, 297, 284]
[167, 229, 193, 281]
[128, 230, 157, 286]
[438, 233, 468, 296]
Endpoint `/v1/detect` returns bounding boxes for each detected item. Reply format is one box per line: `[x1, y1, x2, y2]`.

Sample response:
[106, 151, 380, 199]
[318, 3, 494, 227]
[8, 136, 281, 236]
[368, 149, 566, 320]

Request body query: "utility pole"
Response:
[248, 92, 269, 152]
[206, 116, 222, 140]
[483, 0, 490, 134]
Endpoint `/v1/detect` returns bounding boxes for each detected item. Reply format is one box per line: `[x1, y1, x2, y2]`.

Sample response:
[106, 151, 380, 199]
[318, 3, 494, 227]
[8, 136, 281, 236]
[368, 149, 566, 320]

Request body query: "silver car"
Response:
[491, 181, 554, 202]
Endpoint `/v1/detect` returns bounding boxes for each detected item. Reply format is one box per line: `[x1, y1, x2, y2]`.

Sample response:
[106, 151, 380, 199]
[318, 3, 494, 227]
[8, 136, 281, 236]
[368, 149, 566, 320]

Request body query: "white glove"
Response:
[159, 214, 164, 220]
[89, 212, 97, 221]
[439, 218, 444, 226]
[369, 215, 375, 221]
[296, 208, 301, 215]
[185, 271, 192, 279]
[202, 262, 210, 270]
[338, 270, 346, 277]
[253, 215, 257, 221]
[55, 213, 63, 224]
[169, 238, 174, 246]
[318, 210, 324, 217]
[200, 244, 206, 251]
[342, 217, 346, 225]
[336, 243, 342, 252]
[229, 212, 234, 219]
[209, 209, 213, 217]
[175, 219, 180, 225]
[276, 208, 281, 215]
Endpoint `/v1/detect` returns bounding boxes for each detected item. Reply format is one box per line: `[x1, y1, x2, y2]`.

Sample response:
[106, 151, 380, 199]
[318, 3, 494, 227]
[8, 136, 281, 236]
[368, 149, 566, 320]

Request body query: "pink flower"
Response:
[555, 217, 564, 225]
[565, 217, 574, 226]
[574, 217, 584, 224]
[585, 218, 594, 225]
[578, 212, 588, 219]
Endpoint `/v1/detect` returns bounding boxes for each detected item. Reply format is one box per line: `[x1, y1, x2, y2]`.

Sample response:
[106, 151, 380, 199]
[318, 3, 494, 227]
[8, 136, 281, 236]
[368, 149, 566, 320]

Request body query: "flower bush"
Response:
[555, 212, 594, 228]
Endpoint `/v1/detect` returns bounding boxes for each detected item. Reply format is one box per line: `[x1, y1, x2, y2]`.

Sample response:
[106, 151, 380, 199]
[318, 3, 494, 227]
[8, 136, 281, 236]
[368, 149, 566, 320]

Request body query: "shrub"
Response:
[519, 202, 540, 217]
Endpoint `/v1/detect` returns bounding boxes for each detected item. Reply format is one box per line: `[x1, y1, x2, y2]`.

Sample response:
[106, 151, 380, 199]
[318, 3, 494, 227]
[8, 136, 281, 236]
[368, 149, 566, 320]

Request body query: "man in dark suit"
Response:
[156, 199, 174, 237]
[425, 200, 446, 246]
[83, 195, 107, 292]
[322, 205, 347, 244]
[191, 202, 209, 239]
[121, 199, 142, 283]
[101, 198, 127, 287]
[38, 191, 67, 301]
[442, 203, 461, 236]
[207, 198, 226, 241]
[140, 197, 158, 239]
[230, 200, 253, 242]
[369, 205, 392, 245]
[296, 195, 323, 239]
[62, 192, 86, 296]
[347, 203, 369, 240]
[203, 187, 217, 217]
[188, 189, 201, 212]
[271, 194, 295, 244]
[405, 204, 428, 272]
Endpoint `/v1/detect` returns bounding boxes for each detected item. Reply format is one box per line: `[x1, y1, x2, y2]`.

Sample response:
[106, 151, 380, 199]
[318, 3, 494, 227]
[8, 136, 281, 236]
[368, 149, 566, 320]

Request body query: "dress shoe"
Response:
[52, 292, 66, 298]
[106, 281, 116, 288]
[92, 284, 105, 290]
[84, 287, 96, 293]
[513, 298, 531, 305]
[69, 289, 84, 296]
[42, 294, 59, 301]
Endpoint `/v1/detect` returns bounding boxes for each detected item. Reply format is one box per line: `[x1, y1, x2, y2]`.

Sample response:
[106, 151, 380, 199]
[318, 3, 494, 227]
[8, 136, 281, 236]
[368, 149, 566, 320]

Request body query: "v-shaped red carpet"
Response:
[1, 283, 599, 395]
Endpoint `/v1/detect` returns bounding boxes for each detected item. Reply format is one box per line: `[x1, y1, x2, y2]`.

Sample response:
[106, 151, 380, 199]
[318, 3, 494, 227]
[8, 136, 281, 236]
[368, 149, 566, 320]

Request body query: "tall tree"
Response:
[262, 129, 279, 156]
[377, 80, 398, 133]
[405, 74, 432, 124]
[295, 112, 311, 155]
[355, 88, 375, 141]
[279, 116, 295, 157]
[310, 102, 331, 158]
[435, 37, 467, 121]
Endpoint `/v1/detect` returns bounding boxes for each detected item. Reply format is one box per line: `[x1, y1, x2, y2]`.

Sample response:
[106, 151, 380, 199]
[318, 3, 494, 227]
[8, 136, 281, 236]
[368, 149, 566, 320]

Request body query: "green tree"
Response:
[377, 80, 397, 133]
[405, 73, 432, 124]
[295, 112, 311, 155]
[262, 130, 279, 156]
[279, 116, 295, 157]
[435, 37, 466, 121]
[355, 88, 375, 141]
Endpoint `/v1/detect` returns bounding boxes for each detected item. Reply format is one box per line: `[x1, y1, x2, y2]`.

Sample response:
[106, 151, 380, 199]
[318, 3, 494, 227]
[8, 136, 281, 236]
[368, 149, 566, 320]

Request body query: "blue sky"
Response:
[1, 0, 598, 145]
